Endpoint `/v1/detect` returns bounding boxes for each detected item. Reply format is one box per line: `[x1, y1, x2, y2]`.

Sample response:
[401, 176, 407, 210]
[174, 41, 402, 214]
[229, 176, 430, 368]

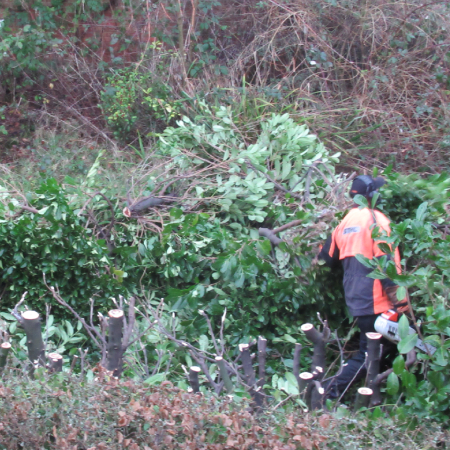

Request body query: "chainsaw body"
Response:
[374, 311, 436, 355]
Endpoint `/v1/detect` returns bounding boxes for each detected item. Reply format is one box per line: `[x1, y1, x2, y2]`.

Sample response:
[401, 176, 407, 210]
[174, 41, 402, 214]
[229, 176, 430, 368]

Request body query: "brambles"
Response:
[2, 0, 449, 170]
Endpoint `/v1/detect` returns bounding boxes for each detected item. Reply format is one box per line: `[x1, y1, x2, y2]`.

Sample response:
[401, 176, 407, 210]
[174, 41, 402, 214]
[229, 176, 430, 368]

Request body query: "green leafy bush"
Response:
[0, 18, 61, 84]
[118, 209, 344, 346]
[1, 107, 347, 345]
[99, 66, 182, 141]
[0, 178, 120, 314]
[105, 106, 348, 343]
[354, 172, 450, 421]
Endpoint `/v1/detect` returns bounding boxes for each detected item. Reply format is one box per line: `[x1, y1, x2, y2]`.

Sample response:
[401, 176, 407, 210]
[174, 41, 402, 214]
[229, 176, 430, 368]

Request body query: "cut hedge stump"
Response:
[355, 387, 373, 410]
[188, 366, 201, 393]
[20, 310, 46, 371]
[48, 353, 63, 373]
[106, 309, 125, 376]
[0, 342, 11, 373]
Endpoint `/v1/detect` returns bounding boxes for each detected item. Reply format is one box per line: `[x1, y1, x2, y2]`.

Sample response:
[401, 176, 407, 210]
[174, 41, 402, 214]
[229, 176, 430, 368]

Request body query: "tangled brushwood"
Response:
[1, 0, 449, 170]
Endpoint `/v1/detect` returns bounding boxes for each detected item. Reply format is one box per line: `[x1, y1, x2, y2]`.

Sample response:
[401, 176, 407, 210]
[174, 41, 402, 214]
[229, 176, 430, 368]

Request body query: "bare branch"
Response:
[44, 277, 103, 349]
[198, 309, 220, 355]
[12, 292, 28, 324]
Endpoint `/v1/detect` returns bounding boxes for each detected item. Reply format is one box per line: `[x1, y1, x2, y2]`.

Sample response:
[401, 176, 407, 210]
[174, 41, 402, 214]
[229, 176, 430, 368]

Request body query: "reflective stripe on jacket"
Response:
[319, 207, 401, 316]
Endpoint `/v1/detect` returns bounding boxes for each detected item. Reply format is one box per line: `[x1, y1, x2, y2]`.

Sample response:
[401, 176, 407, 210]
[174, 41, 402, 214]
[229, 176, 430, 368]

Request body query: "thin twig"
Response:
[198, 310, 221, 355]
[44, 277, 102, 349]
[11, 292, 28, 323]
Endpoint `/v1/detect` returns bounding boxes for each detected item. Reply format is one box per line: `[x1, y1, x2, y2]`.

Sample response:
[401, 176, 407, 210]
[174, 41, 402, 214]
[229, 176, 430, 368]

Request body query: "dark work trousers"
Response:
[325, 314, 394, 399]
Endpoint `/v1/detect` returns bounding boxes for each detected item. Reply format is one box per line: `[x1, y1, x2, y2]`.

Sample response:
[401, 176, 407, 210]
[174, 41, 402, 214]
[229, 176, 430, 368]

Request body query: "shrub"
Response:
[99, 66, 182, 142]
[0, 374, 447, 449]
[354, 171, 450, 421]
[0, 177, 121, 315]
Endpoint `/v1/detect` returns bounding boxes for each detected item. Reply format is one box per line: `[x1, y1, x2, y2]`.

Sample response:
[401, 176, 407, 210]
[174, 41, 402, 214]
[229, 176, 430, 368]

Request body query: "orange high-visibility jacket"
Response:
[319, 207, 401, 316]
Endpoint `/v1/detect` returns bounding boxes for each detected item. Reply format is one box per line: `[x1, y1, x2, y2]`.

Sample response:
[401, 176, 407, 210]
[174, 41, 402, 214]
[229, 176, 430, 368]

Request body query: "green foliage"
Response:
[391, 302, 450, 422]
[357, 171, 450, 421]
[0, 106, 8, 136]
[0, 0, 135, 104]
[114, 209, 343, 346]
[107, 107, 347, 342]
[0, 17, 62, 84]
[99, 65, 182, 141]
[1, 107, 346, 346]
[380, 171, 450, 226]
[0, 178, 120, 314]
[158, 103, 340, 223]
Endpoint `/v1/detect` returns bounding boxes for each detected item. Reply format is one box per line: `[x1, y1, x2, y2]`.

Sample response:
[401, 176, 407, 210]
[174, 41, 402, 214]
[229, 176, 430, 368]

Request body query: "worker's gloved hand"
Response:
[385, 285, 412, 315]
[395, 303, 411, 314]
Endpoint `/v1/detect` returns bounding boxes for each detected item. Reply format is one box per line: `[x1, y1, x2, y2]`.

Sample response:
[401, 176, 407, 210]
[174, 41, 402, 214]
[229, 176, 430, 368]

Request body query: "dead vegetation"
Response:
[0, 375, 447, 450]
[2, 0, 449, 173]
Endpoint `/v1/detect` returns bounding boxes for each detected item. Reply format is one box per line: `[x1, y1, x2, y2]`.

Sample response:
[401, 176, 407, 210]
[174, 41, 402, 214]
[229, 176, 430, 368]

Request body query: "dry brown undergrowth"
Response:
[2, 0, 449, 173]
[1, 372, 447, 450]
[0, 374, 328, 450]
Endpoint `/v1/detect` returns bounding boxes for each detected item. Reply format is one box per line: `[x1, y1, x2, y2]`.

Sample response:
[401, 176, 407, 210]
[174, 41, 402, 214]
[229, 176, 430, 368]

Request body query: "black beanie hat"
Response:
[350, 175, 386, 198]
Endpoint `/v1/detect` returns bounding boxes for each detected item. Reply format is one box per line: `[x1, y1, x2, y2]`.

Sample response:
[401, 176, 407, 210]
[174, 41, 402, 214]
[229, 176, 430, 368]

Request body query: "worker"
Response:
[318, 174, 404, 398]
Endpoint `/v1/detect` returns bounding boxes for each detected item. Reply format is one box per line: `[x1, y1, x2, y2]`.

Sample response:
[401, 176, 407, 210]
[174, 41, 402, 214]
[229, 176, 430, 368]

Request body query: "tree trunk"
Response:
[313, 366, 324, 381]
[309, 380, 325, 410]
[257, 336, 267, 390]
[21, 311, 46, 369]
[126, 196, 177, 216]
[176, 0, 185, 61]
[0, 342, 11, 373]
[188, 366, 201, 393]
[298, 372, 313, 394]
[106, 309, 124, 376]
[258, 228, 283, 246]
[48, 352, 63, 373]
[188, 0, 199, 62]
[293, 343, 302, 389]
[305, 378, 325, 411]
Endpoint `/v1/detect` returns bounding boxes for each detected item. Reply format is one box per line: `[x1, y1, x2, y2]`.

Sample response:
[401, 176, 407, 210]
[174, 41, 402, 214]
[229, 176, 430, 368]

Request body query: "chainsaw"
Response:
[374, 310, 436, 355]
